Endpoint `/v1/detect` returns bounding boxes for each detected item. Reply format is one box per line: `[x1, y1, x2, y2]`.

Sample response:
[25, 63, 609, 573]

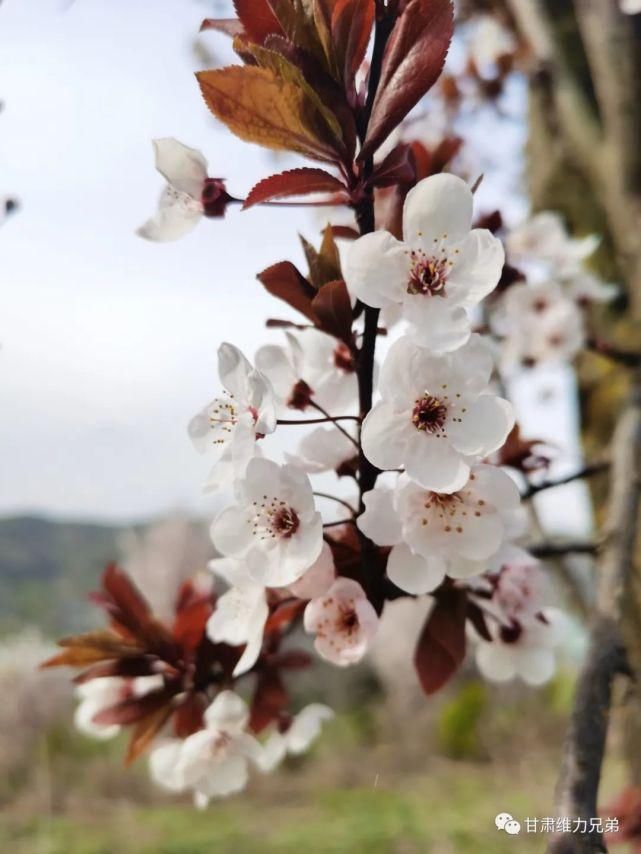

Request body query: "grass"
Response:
[0, 757, 577, 853]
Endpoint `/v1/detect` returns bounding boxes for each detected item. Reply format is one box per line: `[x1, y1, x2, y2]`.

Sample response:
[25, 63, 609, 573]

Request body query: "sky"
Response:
[0, 0, 591, 535]
[0, 0, 326, 522]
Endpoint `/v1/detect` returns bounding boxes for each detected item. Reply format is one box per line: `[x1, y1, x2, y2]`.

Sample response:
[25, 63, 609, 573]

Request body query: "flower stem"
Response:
[314, 492, 357, 516]
[307, 401, 360, 450]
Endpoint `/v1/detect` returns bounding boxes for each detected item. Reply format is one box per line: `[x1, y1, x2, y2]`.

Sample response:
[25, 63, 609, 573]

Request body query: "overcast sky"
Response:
[0, 0, 329, 522]
[0, 0, 590, 535]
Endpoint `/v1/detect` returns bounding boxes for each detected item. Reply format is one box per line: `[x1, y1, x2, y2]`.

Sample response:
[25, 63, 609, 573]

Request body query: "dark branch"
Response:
[522, 462, 609, 499]
[529, 541, 599, 559]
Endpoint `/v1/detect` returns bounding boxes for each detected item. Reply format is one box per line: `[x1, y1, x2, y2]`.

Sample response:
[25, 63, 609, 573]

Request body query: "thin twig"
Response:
[307, 401, 360, 450]
[528, 541, 599, 559]
[323, 519, 356, 530]
[522, 461, 609, 499]
[277, 415, 360, 425]
[313, 492, 357, 516]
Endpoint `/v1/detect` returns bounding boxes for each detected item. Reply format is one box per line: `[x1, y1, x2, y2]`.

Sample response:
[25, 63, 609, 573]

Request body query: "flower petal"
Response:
[386, 543, 446, 594]
[361, 402, 409, 471]
[404, 433, 470, 493]
[403, 174, 473, 249]
[153, 138, 208, 197]
[137, 186, 202, 242]
[358, 487, 402, 546]
[447, 395, 514, 457]
[344, 231, 410, 308]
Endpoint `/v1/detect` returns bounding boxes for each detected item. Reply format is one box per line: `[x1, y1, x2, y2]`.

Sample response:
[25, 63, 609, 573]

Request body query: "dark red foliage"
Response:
[361, 0, 454, 159]
[414, 586, 468, 695]
[243, 167, 346, 209]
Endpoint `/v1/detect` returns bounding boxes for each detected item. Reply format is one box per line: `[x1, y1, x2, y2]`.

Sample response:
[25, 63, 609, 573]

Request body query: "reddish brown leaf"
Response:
[249, 670, 289, 733]
[264, 598, 307, 633]
[371, 142, 416, 188]
[429, 135, 463, 174]
[268, 649, 313, 670]
[312, 279, 354, 343]
[362, 0, 454, 160]
[41, 630, 144, 669]
[196, 65, 343, 163]
[200, 18, 245, 37]
[100, 564, 176, 656]
[233, 0, 284, 44]
[173, 693, 206, 738]
[125, 704, 174, 766]
[93, 688, 173, 728]
[466, 602, 492, 643]
[257, 261, 318, 322]
[172, 599, 211, 653]
[326, 224, 360, 240]
[331, 0, 375, 94]
[243, 167, 346, 209]
[73, 657, 157, 684]
[414, 588, 467, 695]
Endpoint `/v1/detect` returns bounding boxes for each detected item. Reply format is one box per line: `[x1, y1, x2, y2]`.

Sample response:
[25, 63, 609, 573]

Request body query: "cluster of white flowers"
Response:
[494, 212, 617, 369]
[148, 691, 332, 806]
[125, 158, 570, 801]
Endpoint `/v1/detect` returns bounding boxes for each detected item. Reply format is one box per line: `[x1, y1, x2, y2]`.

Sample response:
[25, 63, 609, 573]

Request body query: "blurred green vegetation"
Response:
[0, 516, 133, 636]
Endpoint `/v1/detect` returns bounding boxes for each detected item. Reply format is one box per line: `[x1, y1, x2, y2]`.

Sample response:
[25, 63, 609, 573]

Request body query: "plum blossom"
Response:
[284, 425, 356, 475]
[149, 691, 262, 805]
[304, 577, 378, 666]
[361, 334, 513, 492]
[506, 211, 598, 280]
[496, 282, 585, 368]
[188, 343, 276, 491]
[468, 15, 517, 75]
[566, 271, 618, 306]
[137, 138, 231, 242]
[359, 465, 521, 594]
[211, 458, 323, 587]
[255, 329, 358, 415]
[258, 704, 334, 772]
[471, 553, 566, 685]
[621, 0, 641, 14]
[206, 558, 269, 677]
[344, 173, 504, 352]
[75, 675, 163, 740]
[288, 540, 336, 600]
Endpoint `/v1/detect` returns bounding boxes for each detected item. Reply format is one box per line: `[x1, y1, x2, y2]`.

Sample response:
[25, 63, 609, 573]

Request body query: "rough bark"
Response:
[548, 375, 641, 853]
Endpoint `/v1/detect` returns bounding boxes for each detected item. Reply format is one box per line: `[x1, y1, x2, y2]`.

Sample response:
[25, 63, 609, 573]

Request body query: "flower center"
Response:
[499, 621, 523, 645]
[201, 178, 231, 218]
[408, 252, 450, 296]
[209, 730, 232, 757]
[251, 498, 300, 541]
[208, 394, 239, 445]
[338, 606, 359, 636]
[287, 379, 313, 410]
[412, 395, 448, 433]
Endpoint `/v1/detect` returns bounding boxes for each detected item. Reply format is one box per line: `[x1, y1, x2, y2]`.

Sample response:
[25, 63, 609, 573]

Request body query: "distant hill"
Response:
[0, 516, 133, 637]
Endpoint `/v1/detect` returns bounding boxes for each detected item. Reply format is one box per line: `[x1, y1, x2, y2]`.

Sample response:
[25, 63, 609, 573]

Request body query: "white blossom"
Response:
[506, 211, 598, 280]
[211, 458, 323, 587]
[284, 425, 356, 475]
[149, 691, 262, 806]
[469, 15, 516, 74]
[361, 334, 513, 492]
[472, 553, 566, 685]
[621, 0, 641, 14]
[258, 704, 334, 772]
[497, 282, 585, 368]
[359, 465, 521, 594]
[188, 343, 276, 491]
[566, 271, 618, 306]
[287, 540, 336, 600]
[304, 577, 378, 666]
[74, 675, 163, 740]
[344, 174, 505, 352]
[255, 329, 358, 415]
[137, 138, 227, 242]
[206, 558, 269, 677]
